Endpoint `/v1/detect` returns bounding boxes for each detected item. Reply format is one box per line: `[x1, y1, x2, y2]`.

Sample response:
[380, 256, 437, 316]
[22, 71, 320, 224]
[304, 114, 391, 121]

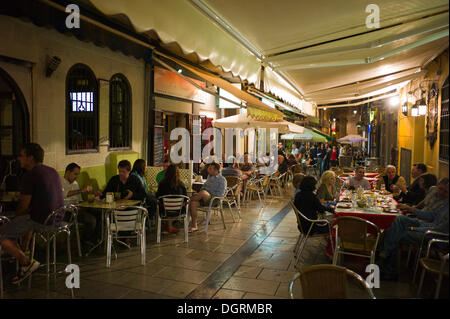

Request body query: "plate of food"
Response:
[379, 190, 391, 195]
[337, 202, 352, 209]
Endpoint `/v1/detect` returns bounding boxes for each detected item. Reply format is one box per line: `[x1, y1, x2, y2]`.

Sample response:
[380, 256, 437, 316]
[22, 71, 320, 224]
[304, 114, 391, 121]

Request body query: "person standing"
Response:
[323, 145, 332, 172]
[330, 146, 339, 167]
[291, 144, 299, 156]
[317, 144, 326, 176]
[299, 144, 306, 160]
[309, 145, 318, 163]
[0, 143, 64, 283]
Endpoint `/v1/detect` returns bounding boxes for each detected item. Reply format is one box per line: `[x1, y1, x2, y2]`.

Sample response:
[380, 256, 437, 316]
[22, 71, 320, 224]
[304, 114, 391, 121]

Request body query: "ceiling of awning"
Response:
[86, 0, 449, 106]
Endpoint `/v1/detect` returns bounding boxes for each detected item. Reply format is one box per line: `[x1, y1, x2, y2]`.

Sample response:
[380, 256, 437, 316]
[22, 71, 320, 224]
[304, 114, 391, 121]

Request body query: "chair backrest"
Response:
[43, 205, 77, 227]
[261, 175, 270, 187]
[293, 164, 303, 174]
[336, 216, 379, 251]
[224, 175, 241, 189]
[0, 216, 10, 227]
[290, 201, 306, 235]
[291, 264, 375, 299]
[158, 195, 189, 218]
[111, 206, 148, 232]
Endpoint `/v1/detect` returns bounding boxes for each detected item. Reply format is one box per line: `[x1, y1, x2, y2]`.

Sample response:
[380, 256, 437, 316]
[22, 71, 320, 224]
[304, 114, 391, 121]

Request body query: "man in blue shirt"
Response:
[379, 178, 449, 280]
[189, 162, 227, 232]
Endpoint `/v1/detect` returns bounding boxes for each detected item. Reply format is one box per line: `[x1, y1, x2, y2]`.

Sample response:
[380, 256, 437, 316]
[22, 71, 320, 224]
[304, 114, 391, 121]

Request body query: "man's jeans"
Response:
[381, 215, 423, 274]
[317, 158, 324, 176]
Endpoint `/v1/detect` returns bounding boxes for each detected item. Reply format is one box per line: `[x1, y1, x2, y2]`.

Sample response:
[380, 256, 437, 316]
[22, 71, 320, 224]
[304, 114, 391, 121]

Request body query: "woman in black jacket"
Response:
[294, 176, 334, 234]
[156, 164, 187, 233]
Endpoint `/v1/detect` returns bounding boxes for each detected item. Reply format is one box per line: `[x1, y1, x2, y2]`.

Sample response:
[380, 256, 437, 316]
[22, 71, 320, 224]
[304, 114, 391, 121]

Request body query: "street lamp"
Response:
[417, 98, 427, 116]
[401, 103, 408, 116]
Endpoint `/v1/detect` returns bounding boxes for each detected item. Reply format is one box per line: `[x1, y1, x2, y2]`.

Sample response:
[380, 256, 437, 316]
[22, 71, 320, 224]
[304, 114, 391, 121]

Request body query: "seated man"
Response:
[277, 154, 289, 175]
[344, 166, 371, 190]
[0, 143, 64, 283]
[379, 178, 449, 280]
[236, 152, 254, 180]
[61, 163, 92, 205]
[61, 163, 97, 248]
[392, 163, 427, 205]
[376, 165, 406, 195]
[97, 160, 146, 201]
[189, 163, 227, 232]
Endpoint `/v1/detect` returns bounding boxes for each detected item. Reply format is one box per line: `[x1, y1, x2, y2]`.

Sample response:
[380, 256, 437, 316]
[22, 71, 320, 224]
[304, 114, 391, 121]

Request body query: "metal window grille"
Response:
[439, 77, 449, 162]
[109, 74, 131, 149]
[66, 64, 98, 152]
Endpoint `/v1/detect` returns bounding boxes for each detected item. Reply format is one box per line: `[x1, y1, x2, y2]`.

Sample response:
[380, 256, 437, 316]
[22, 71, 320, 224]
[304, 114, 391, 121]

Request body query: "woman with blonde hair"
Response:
[317, 170, 337, 206]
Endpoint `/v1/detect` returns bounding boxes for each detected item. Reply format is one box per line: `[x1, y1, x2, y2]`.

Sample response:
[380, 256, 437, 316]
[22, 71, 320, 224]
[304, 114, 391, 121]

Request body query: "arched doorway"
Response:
[0, 67, 30, 190]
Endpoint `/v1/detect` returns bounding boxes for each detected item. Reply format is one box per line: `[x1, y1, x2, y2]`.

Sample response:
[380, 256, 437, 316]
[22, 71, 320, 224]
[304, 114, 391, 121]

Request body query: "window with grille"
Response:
[109, 74, 131, 149]
[439, 77, 449, 162]
[66, 64, 98, 153]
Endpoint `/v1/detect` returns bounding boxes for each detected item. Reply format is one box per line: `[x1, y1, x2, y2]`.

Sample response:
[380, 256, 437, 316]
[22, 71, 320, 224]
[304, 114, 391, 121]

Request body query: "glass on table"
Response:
[87, 193, 95, 203]
[114, 192, 121, 200]
[106, 192, 114, 204]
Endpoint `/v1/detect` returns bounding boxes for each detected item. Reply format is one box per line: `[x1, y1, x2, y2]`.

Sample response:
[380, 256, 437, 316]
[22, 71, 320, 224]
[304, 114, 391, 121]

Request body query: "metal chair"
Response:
[0, 216, 11, 298]
[156, 195, 190, 243]
[292, 164, 303, 174]
[30, 205, 78, 277]
[223, 176, 242, 220]
[244, 175, 269, 204]
[306, 163, 319, 177]
[289, 264, 376, 299]
[412, 230, 449, 282]
[417, 238, 449, 298]
[268, 172, 286, 196]
[198, 196, 228, 233]
[332, 216, 381, 266]
[106, 206, 148, 268]
[290, 201, 333, 268]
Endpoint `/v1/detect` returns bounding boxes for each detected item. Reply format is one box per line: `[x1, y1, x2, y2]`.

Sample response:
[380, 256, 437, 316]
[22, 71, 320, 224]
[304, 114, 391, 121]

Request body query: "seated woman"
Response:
[317, 170, 337, 207]
[292, 173, 305, 200]
[131, 159, 157, 218]
[294, 176, 334, 235]
[155, 164, 187, 233]
[287, 154, 297, 167]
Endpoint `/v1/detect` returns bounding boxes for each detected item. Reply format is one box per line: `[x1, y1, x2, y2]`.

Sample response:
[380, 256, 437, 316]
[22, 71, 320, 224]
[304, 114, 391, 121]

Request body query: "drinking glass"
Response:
[106, 192, 114, 204]
[114, 192, 121, 200]
[87, 194, 95, 203]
